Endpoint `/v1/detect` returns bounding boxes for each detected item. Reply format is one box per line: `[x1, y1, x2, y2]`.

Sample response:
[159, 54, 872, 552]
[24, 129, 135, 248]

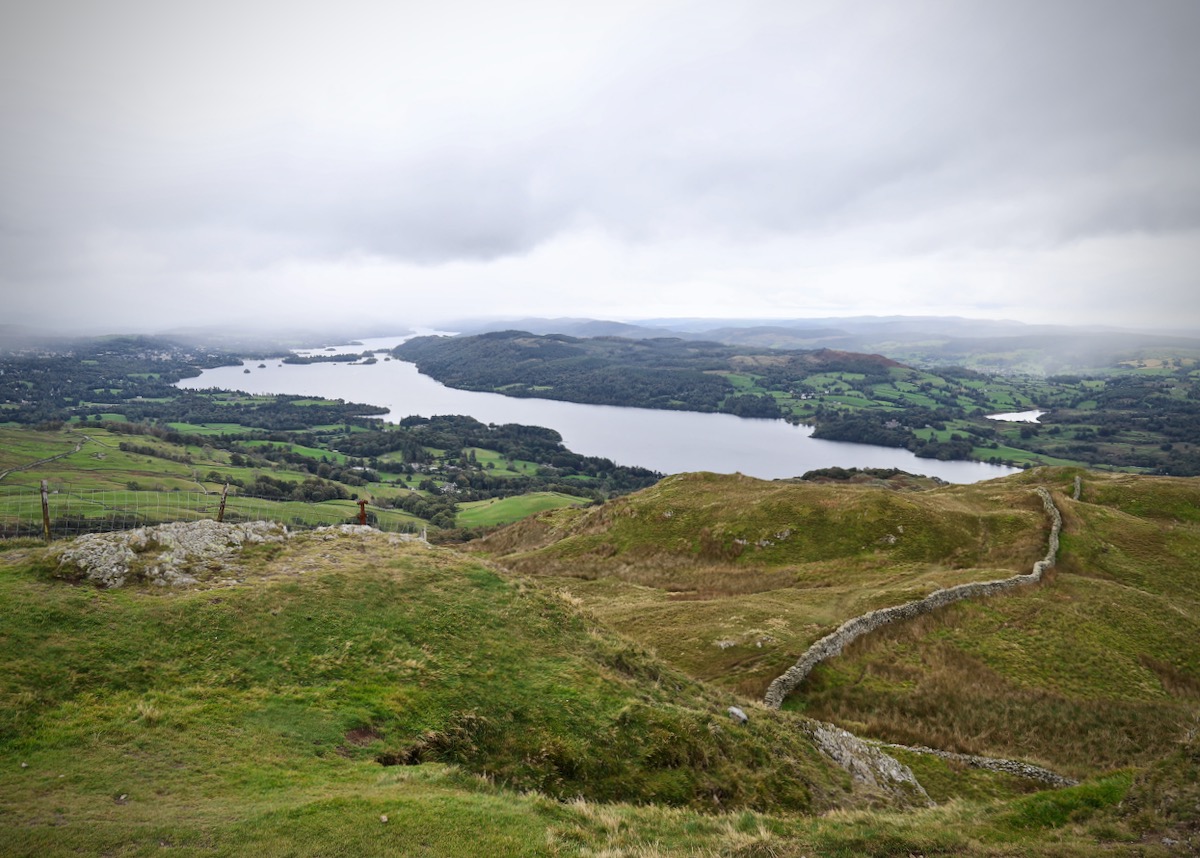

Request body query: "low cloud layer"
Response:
[2, 0, 1198, 333]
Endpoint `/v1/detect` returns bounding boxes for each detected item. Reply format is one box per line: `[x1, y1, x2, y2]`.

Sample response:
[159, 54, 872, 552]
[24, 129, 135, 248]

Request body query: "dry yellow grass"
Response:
[476, 473, 1056, 696]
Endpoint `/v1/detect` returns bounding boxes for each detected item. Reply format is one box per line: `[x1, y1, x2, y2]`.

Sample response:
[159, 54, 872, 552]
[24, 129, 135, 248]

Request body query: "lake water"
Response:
[986, 410, 1046, 423]
[178, 334, 1019, 484]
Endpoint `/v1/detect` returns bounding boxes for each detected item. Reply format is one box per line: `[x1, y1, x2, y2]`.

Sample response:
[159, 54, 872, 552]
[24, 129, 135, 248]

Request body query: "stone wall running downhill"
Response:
[763, 487, 1062, 709]
[881, 743, 1078, 788]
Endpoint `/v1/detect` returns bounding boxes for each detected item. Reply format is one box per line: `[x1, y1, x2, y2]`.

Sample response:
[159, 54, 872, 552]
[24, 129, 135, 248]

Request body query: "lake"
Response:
[178, 334, 1019, 484]
[986, 410, 1046, 423]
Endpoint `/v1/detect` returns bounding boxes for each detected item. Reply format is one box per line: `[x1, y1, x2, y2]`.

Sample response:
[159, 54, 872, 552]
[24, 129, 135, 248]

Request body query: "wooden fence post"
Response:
[217, 483, 229, 523]
[40, 480, 52, 542]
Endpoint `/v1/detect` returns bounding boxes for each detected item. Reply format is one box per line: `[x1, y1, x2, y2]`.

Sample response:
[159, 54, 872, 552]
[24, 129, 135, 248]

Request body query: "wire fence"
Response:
[0, 484, 425, 540]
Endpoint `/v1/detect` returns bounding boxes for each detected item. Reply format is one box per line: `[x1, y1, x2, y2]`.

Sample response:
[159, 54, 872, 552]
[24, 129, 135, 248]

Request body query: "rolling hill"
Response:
[2, 466, 1198, 855]
[474, 467, 1200, 842]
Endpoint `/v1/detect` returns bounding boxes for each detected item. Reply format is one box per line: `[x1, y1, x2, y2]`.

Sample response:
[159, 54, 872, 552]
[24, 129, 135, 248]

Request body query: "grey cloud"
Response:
[1, 0, 1197, 329]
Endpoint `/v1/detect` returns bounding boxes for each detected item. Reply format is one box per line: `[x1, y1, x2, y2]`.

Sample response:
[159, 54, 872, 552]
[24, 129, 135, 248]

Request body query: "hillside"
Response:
[0, 334, 658, 537]
[455, 315, 1200, 375]
[474, 471, 1057, 697]
[2, 471, 1198, 854]
[475, 469, 1200, 804]
[0, 524, 928, 856]
[0, 417, 656, 539]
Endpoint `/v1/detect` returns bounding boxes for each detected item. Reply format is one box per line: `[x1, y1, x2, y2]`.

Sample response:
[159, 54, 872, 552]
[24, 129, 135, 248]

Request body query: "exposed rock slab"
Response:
[53, 519, 290, 588]
[805, 721, 932, 806]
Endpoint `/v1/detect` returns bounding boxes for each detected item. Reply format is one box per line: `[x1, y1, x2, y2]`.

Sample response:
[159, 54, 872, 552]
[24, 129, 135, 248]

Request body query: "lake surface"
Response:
[178, 334, 1019, 484]
[986, 410, 1046, 423]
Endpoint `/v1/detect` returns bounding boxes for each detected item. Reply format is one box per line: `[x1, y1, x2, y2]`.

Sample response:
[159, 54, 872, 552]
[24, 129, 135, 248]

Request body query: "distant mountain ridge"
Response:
[444, 315, 1200, 374]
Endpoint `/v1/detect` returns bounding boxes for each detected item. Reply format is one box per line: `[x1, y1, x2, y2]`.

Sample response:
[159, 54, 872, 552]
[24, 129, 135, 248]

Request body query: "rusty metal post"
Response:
[40, 480, 52, 542]
[357, 498, 368, 526]
[217, 483, 229, 523]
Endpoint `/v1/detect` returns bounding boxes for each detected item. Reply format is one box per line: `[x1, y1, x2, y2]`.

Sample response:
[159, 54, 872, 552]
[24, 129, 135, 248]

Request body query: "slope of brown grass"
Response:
[476, 472, 1055, 696]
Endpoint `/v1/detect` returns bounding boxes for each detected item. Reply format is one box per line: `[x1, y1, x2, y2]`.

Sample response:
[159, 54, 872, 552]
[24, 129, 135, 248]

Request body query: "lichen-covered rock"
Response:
[310, 524, 429, 546]
[311, 524, 380, 539]
[53, 520, 289, 588]
[805, 721, 932, 806]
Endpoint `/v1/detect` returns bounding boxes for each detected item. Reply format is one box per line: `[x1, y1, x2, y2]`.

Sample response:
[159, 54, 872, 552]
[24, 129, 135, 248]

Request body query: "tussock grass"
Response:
[481, 468, 1199, 797]
[482, 473, 1049, 579]
[1, 528, 912, 854]
[791, 471, 1200, 777]
[4, 468, 1198, 855]
[477, 473, 1056, 696]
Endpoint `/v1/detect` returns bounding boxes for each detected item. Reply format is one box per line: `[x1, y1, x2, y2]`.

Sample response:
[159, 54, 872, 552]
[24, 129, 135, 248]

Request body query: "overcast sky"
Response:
[2, 0, 1198, 334]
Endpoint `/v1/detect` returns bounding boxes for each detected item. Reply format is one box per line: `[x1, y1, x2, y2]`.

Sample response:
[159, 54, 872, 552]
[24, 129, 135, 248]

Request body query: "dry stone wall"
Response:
[764, 488, 1062, 709]
[881, 743, 1078, 788]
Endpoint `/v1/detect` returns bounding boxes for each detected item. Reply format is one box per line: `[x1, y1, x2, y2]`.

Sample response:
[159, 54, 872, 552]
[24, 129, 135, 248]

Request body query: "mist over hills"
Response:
[446, 315, 1200, 374]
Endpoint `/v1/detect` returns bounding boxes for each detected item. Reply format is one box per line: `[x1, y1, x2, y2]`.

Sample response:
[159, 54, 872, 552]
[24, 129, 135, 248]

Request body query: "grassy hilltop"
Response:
[473, 467, 1200, 846]
[1, 531, 871, 856]
[2, 468, 1198, 855]
[473, 471, 1061, 698]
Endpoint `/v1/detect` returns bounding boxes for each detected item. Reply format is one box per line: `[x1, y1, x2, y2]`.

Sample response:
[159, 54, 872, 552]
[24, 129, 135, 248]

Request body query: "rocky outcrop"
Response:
[805, 721, 933, 806]
[764, 488, 1062, 708]
[53, 519, 290, 588]
[52, 520, 429, 587]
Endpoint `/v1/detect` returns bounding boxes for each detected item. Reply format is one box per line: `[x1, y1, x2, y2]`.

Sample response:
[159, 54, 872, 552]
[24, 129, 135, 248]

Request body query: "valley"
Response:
[396, 330, 1200, 475]
[2, 325, 1198, 856]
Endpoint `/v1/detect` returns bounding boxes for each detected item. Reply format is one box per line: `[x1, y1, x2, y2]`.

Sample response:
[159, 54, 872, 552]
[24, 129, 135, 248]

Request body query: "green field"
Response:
[0, 533, 877, 855]
[0, 415, 650, 540]
[456, 492, 584, 527]
[167, 421, 263, 435]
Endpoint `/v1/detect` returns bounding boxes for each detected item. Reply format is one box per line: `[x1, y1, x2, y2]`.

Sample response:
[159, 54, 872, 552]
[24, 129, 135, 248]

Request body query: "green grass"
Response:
[0, 426, 80, 474]
[462, 447, 541, 476]
[478, 469, 1200, 780]
[0, 426, 432, 533]
[456, 492, 584, 527]
[243, 440, 349, 464]
[3, 471, 1197, 855]
[166, 422, 251, 435]
[474, 472, 1053, 696]
[783, 472, 1200, 778]
[0, 532, 883, 854]
[884, 748, 1046, 804]
[974, 444, 1086, 468]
